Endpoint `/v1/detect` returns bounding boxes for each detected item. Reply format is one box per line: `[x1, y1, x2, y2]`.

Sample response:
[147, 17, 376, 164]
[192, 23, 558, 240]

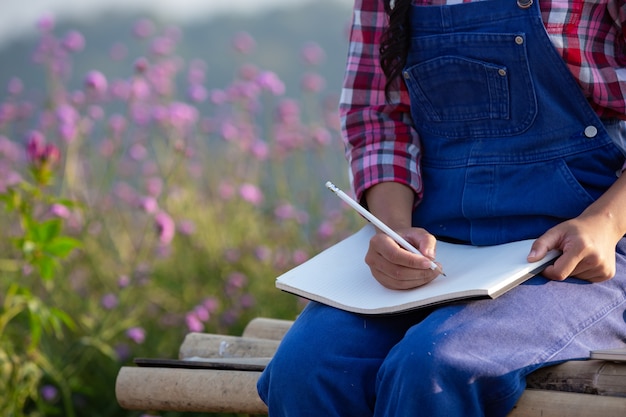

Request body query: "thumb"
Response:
[528, 229, 561, 262]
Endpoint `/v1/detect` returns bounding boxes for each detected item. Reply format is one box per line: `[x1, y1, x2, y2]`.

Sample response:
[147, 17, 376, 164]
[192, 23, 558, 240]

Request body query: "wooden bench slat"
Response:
[178, 333, 280, 359]
[510, 389, 626, 417]
[115, 366, 267, 414]
[242, 317, 293, 340]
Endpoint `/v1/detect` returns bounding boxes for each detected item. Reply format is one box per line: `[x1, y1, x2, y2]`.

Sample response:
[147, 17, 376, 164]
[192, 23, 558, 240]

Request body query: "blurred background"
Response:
[0, 0, 363, 416]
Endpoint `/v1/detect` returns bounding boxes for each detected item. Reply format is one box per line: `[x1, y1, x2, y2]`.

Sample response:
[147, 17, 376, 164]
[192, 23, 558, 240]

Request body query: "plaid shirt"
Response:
[341, 0, 626, 202]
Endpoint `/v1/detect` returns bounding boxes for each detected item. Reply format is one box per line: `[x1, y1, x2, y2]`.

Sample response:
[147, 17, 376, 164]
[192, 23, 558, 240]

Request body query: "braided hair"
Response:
[379, 0, 413, 100]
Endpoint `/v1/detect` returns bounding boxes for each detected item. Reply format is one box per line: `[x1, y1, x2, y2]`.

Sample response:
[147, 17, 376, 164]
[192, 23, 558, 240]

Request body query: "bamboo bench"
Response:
[115, 317, 626, 416]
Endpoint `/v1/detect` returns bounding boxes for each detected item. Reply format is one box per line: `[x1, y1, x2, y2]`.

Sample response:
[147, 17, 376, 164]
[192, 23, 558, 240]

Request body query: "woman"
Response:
[258, 0, 626, 415]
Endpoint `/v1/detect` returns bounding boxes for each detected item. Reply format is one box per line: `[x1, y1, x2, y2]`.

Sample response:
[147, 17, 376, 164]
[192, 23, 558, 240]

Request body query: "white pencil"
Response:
[325, 181, 445, 276]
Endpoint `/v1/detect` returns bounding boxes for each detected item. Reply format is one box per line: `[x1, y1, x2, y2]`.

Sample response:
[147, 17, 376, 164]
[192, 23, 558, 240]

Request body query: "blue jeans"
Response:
[257, 239, 626, 416]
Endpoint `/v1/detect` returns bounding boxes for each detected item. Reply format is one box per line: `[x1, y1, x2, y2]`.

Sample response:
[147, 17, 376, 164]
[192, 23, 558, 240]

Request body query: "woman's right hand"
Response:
[363, 182, 441, 290]
[365, 226, 441, 290]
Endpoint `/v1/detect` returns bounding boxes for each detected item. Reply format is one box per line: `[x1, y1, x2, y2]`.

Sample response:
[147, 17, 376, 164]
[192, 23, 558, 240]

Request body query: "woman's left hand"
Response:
[528, 213, 620, 282]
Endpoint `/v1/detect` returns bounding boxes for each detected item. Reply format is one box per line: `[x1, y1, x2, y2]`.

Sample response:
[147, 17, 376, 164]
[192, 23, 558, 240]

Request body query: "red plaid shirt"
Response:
[341, 0, 626, 202]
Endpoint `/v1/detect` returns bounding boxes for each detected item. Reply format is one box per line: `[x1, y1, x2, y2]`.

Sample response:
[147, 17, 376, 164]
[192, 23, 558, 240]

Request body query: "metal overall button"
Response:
[584, 125, 598, 138]
[517, 0, 533, 9]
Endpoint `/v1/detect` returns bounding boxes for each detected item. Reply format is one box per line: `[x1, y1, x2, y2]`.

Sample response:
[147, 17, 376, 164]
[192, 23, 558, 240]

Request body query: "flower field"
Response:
[0, 14, 359, 416]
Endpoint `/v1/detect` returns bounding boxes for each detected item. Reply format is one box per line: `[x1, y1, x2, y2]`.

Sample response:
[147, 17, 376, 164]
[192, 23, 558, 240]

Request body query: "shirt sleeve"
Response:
[339, 0, 423, 204]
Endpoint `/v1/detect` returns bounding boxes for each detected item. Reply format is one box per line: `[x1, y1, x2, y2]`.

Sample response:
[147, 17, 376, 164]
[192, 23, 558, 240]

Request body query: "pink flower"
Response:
[317, 221, 335, 239]
[7, 77, 23, 95]
[62, 30, 85, 52]
[232, 32, 255, 54]
[126, 327, 146, 344]
[139, 196, 159, 214]
[37, 13, 55, 33]
[256, 71, 285, 96]
[292, 249, 309, 265]
[185, 313, 204, 332]
[155, 211, 175, 245]
[218, 181, 235, 199]
[188, 84, 207, 103]
[84, 70, 108, 95]
[133, 18, 155, 39]
[50, 203, 70, 218]
[274, 203, 298, 220]
[194, 305, 210, 321]
[151, 36, 175, 56]
[203, 297, 219, 313]
[301, 72, 326, 93]
[108, 114, 127, 136]
[301, 42, 325, 66]
[134, 57, 150, 74]
[250, 139, 269, 160]
[239, 183, 264, 205]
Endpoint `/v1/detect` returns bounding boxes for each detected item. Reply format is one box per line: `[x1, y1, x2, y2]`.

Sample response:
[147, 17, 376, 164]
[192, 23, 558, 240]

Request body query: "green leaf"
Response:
[43, 237, 82, 258]
[32, 219, 62, 244]
[36, 256, 58, 281]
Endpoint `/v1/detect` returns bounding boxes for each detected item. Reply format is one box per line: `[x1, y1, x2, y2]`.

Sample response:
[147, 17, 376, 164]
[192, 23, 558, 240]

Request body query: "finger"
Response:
[528, 229, 561, 262]
[371, 233, 435, 270]
[542, 250, 583, 281]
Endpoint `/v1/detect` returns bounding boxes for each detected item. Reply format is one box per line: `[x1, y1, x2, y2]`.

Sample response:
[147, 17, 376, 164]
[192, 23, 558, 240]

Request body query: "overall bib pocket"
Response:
[403, 32, 537, 139]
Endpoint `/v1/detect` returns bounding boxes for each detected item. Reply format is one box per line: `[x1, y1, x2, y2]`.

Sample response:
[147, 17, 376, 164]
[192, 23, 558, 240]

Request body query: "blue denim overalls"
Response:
[404, 0, 624, 245]
[257, 1, 626, 416]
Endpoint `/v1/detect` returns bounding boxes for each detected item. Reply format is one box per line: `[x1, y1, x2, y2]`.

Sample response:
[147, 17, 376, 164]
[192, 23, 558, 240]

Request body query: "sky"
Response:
[0, 0, 351, 48]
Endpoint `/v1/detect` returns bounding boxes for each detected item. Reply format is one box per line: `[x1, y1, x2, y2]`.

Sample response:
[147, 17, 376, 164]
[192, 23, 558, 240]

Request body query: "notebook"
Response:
[276, 225, 560, 315]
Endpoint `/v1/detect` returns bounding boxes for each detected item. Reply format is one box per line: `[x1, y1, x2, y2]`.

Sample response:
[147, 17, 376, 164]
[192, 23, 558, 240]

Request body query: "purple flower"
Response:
[134, 57, 150, 74]
[239, 183, 264, 205]
[115, 343, 131, 361]
[118, 275, 130, 288]
[126, 327, 146, 344]
[240, 293, 255, 309]
[255, 245, 272, 262]
[26, 130, 46, 162]
[62, 30, 85, 52]
[101, 293, 118, 310]
[84, 70, 108, 95]
[155, 211, 175, 245]
[40, 385, 58, 402]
